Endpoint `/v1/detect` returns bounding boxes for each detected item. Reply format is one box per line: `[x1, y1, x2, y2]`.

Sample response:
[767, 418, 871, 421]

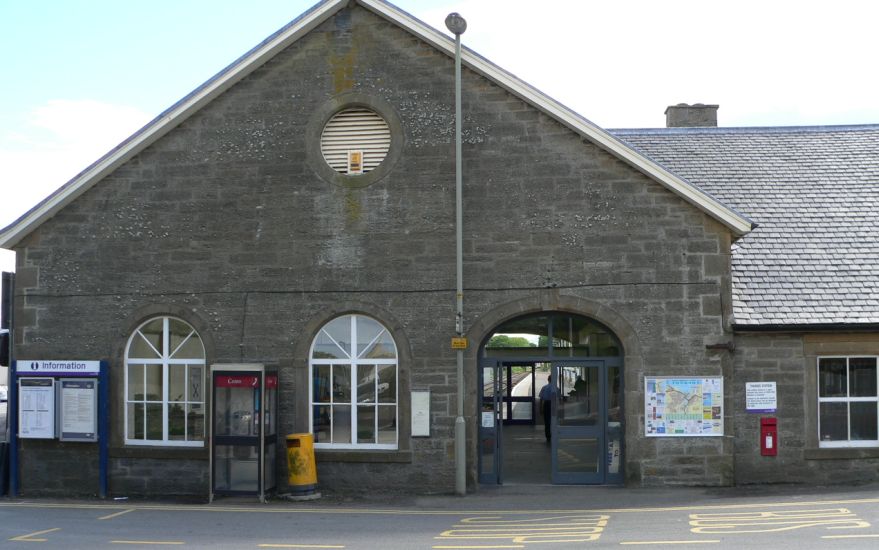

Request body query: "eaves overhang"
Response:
[0, 0, 752, 249]
[732, 323, 879, 333]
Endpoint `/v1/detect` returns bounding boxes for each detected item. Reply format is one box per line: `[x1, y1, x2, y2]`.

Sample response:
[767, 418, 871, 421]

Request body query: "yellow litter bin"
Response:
[286, 433, 317, 495]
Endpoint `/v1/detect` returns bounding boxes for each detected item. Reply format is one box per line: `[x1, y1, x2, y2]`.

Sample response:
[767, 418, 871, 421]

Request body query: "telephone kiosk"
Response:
[210, 364, 278, 502]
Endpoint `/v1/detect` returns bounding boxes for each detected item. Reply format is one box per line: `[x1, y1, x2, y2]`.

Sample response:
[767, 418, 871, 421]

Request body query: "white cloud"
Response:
[0, 99, 152, 273]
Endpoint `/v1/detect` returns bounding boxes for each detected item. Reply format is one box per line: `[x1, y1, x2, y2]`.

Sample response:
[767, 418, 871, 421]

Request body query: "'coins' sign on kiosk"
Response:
[210, 364, 278, 502]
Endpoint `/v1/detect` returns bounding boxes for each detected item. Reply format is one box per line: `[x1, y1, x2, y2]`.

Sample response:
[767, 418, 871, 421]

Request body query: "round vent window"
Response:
[320, 107, 391, 175]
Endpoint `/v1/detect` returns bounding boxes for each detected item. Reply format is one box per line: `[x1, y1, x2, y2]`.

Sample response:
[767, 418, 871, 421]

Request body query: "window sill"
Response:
[805, 447, 879, 460]
[315, 449, 412, 463]
[111, 446, 208, 461]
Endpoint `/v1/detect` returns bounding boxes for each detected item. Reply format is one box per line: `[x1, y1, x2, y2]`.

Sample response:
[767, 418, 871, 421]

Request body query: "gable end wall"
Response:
[12, 5, 736, 495]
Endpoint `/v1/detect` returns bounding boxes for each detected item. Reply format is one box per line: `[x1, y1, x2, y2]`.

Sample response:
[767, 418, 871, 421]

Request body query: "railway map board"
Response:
[645, 377, 723, 437]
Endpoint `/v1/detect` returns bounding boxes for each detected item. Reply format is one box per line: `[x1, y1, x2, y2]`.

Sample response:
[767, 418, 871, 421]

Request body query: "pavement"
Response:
[145, 480, 879, 514]
[319, 481, 879, 513]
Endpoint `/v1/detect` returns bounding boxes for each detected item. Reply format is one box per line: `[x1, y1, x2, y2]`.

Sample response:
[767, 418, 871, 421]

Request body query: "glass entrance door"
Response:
[478, 357, 624, 486]
[478, 362, 501, 484]
[552, 361, 605, 484]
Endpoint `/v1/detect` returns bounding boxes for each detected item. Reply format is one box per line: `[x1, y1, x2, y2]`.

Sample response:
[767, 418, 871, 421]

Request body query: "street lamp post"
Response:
[445, 12, 467, 497]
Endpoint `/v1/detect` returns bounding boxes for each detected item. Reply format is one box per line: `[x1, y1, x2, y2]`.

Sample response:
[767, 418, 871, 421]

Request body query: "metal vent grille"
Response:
[320, 108, 391, 174]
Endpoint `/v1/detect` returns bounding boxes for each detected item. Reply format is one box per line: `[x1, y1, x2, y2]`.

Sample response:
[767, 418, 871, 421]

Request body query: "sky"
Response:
[2, 0, 878, 273]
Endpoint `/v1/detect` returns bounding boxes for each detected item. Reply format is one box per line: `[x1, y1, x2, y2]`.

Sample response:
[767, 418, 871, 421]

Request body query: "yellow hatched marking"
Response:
[100, 508, 136, 520]
[689, 508, 870, 534]
[10, 527, 61, 542]
[437, 514, 609, 544]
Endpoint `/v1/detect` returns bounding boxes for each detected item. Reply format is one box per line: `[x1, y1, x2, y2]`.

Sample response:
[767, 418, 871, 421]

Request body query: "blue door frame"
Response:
[478, 357, 624, 485]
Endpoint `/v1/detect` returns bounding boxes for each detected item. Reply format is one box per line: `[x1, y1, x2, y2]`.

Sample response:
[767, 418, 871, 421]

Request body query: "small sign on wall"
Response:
[481, 411, 495, 428]
[746, 381, 777, 413]
[411, 390, 430, 437]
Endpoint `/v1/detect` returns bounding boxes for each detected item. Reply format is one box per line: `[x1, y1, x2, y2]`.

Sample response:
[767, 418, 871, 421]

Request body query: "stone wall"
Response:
[12, 5, 735, 496]
[733, 332, 879, 485]
[18, 439, 99, 497]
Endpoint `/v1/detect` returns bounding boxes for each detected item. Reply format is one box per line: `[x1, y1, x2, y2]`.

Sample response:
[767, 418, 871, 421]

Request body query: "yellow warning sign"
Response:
[451, 337, 468, 350]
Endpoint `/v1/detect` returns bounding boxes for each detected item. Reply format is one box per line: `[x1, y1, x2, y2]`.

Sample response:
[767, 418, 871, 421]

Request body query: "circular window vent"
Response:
[320, 107, 391, 175]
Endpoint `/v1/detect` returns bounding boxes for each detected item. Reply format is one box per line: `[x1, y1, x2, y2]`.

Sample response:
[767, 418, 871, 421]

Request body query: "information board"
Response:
[19, 377, 55, 439]
[645, 377, 723, 437]
[59, 378, 98, 442]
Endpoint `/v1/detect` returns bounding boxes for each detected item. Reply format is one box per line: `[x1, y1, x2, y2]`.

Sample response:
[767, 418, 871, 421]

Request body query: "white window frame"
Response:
[309, 314, 399, 450]
[124, 316, 206, 447]
[817, 355, 879, 448]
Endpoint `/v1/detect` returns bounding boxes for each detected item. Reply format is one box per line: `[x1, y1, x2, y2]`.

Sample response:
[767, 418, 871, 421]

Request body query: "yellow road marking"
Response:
[100, 508, 136, 520]
[257, 545, 344, 549]
[689, 508, 870, 534]
[110, 541, 184, 545]
[10, 528, 61, 542]
[822, 534, 879, 539]
[437, 514, 608, 544]
[432, 546, 524, 549]
[621, 541, 719, 546]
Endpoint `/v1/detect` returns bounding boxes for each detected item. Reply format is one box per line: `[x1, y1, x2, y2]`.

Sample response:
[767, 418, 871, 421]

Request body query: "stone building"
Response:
[1, 0, 877, 497]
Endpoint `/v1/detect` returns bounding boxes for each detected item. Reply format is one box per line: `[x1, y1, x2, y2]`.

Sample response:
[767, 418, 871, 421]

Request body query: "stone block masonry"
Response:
[12, 4, 736, 495]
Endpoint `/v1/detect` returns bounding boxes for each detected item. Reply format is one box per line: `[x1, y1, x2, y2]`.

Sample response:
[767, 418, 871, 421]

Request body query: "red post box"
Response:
[760, 417, 778, 456]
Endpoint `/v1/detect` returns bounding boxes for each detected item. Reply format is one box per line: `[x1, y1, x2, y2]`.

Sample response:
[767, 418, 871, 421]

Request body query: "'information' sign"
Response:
[17, 360, 101, 376]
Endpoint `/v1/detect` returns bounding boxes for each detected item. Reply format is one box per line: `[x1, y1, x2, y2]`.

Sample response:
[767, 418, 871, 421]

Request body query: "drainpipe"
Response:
[445, 12, 467, 497]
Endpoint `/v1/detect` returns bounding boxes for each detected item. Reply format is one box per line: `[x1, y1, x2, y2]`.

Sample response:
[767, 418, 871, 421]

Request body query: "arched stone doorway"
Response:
[477, 312, 624, 485]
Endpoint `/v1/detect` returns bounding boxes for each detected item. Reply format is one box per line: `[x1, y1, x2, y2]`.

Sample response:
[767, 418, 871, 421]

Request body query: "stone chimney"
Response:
[665, 103, 719, 128]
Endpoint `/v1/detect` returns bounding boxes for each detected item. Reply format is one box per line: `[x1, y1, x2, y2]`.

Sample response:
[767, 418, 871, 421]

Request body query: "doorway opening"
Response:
[478, 313, 623, 485]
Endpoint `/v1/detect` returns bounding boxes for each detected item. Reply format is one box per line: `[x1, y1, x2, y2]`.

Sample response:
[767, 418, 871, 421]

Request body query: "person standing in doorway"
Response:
[538, 372, 557, 443]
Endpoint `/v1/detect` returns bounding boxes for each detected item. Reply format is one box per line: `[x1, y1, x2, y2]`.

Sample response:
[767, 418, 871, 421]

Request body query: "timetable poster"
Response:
[19, 378, 55, 439]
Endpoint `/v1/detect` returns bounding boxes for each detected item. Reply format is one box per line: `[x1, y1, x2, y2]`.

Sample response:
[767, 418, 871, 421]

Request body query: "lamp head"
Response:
[445, 12, 467, 36]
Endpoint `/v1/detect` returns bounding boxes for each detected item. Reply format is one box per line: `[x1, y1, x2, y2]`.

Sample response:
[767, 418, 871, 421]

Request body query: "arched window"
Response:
[309, 314, 398, 449]
[124, 316, 206, 446]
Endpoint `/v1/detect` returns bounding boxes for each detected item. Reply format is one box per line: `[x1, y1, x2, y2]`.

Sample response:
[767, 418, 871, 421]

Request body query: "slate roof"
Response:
[611, 125, 879, 327]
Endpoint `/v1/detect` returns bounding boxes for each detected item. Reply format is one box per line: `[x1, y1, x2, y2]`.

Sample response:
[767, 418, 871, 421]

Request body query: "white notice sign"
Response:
[410, 390, 430, 437]
[746, 381, 777, 413]
[60, 379, 98, 441]
[19, 377, 55, 439]
[481, 411, 495, 428]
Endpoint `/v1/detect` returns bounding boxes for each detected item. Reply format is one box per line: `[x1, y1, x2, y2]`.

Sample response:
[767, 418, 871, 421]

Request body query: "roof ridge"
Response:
[610, 124, 879, 135]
